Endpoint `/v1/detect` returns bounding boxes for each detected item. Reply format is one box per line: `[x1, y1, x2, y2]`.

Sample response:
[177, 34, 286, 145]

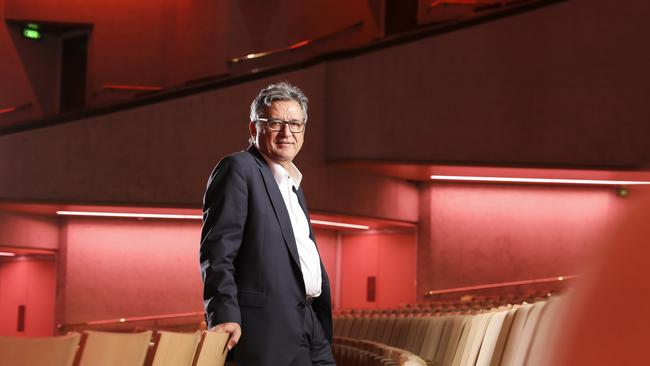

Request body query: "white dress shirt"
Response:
[261, 155, 322, 298]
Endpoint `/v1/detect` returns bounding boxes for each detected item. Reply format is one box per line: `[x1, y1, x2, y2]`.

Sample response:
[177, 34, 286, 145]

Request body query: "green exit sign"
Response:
[22, 23, 41, 40]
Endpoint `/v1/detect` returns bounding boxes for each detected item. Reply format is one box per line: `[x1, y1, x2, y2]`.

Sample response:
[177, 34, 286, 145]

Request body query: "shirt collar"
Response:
[259, 152, 303, 188]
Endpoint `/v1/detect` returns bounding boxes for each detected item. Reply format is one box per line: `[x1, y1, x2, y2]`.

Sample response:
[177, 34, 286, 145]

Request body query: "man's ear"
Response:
[249, 121, 257, 141]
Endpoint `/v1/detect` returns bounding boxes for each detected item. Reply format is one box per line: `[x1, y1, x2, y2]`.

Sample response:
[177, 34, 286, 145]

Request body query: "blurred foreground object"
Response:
[546, 187, 650, 365]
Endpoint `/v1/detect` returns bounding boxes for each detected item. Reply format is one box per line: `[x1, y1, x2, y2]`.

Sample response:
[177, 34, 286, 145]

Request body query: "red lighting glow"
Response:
[0, 106, 17, 115]
[0, 251, 16, 257]
[430, 175, 650, 186]
[290, 40, 311, 49]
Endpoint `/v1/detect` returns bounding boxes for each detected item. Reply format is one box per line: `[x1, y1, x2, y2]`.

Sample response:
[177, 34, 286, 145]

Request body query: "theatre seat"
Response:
[509, 301, 546, 366]
[458, 312, 494, 365]
[498, 303, 534, 366]
[439, 315, 468, 366]
[525, 295, 565, 366]
[474, 309, 509, 366]
[192, 330, 229, 366]
[0, 332, 80, 366]
[418, 316, 446, 363]
[77, 330, 152, 366]
[151, 331, 201, 366]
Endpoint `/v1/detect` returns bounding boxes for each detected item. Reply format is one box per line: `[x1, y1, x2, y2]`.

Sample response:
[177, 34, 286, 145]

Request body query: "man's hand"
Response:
[210, 322, 241, 351]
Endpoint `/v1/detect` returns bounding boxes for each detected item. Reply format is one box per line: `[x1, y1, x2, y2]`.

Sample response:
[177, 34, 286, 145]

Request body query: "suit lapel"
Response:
[248, 146, 302, 269]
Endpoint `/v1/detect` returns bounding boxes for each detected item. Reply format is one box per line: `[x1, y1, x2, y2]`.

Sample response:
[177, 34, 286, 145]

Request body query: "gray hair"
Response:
[249, 82, 309, 123]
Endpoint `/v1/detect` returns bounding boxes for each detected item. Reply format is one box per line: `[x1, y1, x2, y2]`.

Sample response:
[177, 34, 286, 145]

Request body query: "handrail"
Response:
[58, 310, 204, 329]
[423, 274, 578, 296]
[429, 0, 508, 8]
[102, 84, 163, 92]
[228, 20, 364, 64]
[0, 103, 32, 116]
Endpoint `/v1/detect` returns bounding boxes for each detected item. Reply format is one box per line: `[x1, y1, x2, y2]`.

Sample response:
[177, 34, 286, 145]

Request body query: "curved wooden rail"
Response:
[0, 103, 32, 116]
[58, 311, 204, 330]
[423, 274, 578, 296]
[228, 20, 364, 64]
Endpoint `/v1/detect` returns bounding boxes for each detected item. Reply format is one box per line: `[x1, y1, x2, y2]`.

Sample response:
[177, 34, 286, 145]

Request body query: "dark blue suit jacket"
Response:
[200, 146, 333, 365]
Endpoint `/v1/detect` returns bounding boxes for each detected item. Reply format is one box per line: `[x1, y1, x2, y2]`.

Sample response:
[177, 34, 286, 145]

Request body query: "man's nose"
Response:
[279, 123, 292, 136]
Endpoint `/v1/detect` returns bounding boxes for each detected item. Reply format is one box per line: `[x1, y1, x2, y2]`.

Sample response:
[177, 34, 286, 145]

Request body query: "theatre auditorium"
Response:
[1, 1, 649, 365]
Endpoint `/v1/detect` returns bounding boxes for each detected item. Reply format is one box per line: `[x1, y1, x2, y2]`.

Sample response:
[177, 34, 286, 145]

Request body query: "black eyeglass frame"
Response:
[256, 117, 307, 133]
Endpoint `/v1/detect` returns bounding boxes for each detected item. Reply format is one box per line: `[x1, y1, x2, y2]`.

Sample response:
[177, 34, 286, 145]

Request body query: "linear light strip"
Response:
[430, 175, 650, 185]
[56, 211, 370, 230]
[0, 251, 16, 257]
[310, 219, 370, 230]
[56, 211, 202, 220]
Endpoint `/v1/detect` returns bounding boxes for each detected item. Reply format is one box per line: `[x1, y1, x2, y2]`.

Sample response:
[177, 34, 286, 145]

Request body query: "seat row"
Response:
[0, 329, 229, 366]
[334, 291, 552, 318]
[332, 296, 564, 366]
[334, 338, 427, 366]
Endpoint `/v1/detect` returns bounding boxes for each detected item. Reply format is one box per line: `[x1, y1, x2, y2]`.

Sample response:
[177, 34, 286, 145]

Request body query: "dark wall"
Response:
[0, 66, 419, 222]
[327, 0, 650, 168]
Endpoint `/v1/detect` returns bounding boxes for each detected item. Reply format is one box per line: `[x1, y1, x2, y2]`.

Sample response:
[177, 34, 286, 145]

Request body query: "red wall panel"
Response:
[340, 232, 417, 309]
[376, 233, 417, 307]
[0, 212, 59, 250]
[60, 217, 204, 324]
[340, 234, 379, 309]
[0, 259, 56, 336]
[417, 183, 629, 297]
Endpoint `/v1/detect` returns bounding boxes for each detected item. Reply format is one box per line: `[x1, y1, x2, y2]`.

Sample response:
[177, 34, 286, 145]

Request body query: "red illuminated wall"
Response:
[59, 217, 204, 324]
[0, 258, 56, 336]
[339, 232, 417, 309]
[57, 215, 341, 324]
[416, 183, 629, 297]
[0, 212, 59, 250]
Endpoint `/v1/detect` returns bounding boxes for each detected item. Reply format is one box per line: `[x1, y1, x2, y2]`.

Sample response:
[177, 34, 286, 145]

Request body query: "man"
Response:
[200, 82, 335, 365]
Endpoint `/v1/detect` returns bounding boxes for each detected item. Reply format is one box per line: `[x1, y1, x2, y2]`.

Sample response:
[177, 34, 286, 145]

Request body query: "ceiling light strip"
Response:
[310, 219, 370, 230]
[430, 175, 650, 185]
[56, 211, 202, 220]
[56, 211, 371, 229]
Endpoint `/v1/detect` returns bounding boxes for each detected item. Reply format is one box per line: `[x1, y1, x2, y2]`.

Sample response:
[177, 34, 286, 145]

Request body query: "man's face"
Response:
[250, 100, 305, 168]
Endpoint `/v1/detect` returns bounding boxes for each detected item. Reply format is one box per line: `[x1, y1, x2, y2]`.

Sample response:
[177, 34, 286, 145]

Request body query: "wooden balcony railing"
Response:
[58, 311, 204, 332]
[0, 103, 32, 116]
[228, 20, 364, 64]
[423, 274, 579, 297]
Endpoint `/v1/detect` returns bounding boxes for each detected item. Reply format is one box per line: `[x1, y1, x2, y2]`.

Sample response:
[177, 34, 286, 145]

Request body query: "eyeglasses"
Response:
[257, 118, 306, 133]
